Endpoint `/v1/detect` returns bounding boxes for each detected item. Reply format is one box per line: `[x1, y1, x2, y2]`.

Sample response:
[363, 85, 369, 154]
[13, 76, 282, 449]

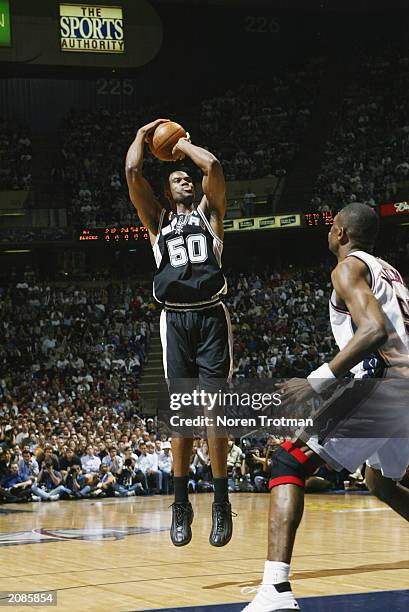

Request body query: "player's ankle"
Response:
[262, 561, 290, 585]
[173, 475, 189, 503]
[213, 477, 229, 503]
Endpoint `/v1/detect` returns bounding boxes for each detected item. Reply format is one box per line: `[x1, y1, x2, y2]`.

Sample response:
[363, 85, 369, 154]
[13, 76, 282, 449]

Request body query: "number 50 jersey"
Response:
[152, 207, 227, 308]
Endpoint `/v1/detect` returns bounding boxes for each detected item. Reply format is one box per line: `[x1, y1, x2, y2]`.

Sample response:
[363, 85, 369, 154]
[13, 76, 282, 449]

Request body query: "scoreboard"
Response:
[304, 211, 335, 227]
[78, 226, 149, 243]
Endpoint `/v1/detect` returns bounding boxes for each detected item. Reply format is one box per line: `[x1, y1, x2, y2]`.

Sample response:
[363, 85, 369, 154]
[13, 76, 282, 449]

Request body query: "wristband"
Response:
[307, 363, 336, 394]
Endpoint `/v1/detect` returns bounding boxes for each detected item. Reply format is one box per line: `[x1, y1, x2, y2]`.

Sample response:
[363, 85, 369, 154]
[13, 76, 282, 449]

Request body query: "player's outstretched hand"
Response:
[137, 118, 170, 143]
[171, 132, 191, 160]
[277, 377, 317, 407]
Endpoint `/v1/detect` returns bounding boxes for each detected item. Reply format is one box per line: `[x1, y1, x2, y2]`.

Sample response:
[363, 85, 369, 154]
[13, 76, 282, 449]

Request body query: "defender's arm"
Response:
[281, 257, 388, 403]
[328, 257, 387, 377]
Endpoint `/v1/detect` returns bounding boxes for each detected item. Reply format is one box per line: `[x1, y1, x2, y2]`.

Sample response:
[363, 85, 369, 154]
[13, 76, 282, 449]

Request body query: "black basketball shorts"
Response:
[159, 302, 233, 388]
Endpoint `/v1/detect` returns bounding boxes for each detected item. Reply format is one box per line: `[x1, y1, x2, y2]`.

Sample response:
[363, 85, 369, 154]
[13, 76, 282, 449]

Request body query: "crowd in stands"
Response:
[199, 63, 322, 181]
[4, 54, 408, 226]
[56, 108, 145, 229]
[311, 49, 409, 212]
[227, 266, 335, 379]
[3, 48, 409, 226]
[0, 118, 32, 190]
[52, 63, 322, 229]
[0, 273, 162, 502]
[0, 264, 345, 503]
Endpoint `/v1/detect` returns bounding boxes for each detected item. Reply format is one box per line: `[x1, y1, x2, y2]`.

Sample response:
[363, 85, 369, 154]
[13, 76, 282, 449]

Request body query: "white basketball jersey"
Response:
[329, 250, 409, 379]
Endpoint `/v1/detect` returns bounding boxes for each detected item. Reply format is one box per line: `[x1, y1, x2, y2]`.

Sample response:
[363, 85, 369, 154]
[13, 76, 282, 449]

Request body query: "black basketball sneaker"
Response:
[209, 501, 235, 547]
[170, 501, 194, 546]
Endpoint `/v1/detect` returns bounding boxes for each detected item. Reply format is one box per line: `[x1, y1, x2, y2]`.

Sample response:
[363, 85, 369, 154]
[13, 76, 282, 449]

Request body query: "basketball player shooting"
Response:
[243, 203, 409, 612]
[125, 119, 234, 548]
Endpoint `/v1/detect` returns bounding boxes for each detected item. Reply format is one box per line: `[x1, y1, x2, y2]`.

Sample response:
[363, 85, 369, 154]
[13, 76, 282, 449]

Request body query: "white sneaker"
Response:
[31, 495, 40, 502]
[241, 584, 300, 611]
[49, 494, 59, 501]
[126, 491, 136, 497]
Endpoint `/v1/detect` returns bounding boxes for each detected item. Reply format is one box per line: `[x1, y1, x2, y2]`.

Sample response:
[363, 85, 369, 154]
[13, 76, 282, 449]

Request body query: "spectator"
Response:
[18, 449, 39, 481]
[59, 448, 81, 475]
[0, 462, 33, 502]
[61, 463, 82, 497]
[193, 440, 212, 483]
[81, 445, 101, 473]
[158, 441, 173, 495]
[102, 447, 123, 475]
[31, 459, 66, 501]
[113, 458, 144, 497]
[145, 442, 162, 493]
[227, 435, 243, 472]
[243, 187, 257, 217]
[93, 463, 115, 497]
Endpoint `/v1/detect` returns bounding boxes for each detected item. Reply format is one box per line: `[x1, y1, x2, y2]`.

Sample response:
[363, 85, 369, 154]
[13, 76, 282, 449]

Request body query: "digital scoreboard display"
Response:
[78, 226, 149, 243]
[0, 0, 11, 47]
[60, 4, 124, 53]
[304, 211, 335, 227]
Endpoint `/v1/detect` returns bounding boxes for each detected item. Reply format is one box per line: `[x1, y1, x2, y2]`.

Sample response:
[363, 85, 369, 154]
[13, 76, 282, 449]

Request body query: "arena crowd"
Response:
[311, 48, 409, 212]
[0, 118, 32, 190]
[0, 264, 356, 504]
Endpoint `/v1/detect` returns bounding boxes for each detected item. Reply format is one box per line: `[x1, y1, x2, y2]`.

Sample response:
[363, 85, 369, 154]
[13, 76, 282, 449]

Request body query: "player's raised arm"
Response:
[125, 119, 168, 236]
[172, 138, 226, 236]
[328, 257, 387, 377]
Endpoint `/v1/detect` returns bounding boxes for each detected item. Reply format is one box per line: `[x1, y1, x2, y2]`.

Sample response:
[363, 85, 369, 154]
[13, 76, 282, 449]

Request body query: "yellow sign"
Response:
[60, 5, 124, 53]
[223, 214, 301, 233]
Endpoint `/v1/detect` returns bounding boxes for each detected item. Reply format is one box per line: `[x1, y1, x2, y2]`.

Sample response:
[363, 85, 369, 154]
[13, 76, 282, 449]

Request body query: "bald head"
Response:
[337, 203, 379, 251]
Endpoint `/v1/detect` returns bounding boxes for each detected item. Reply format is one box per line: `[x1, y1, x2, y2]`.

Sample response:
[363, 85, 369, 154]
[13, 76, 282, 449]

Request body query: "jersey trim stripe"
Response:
[221, 302, 234, 382]
[152, 282, 163, 304]
[152, 208, 166, 268]
[159, 310, 168, 379]
[164, 298, 222, 312]
[153, 208, 166, 247]
[213, 237, 223, 267]
[197, 206, 223, 245]
[329, 298, 350, 315]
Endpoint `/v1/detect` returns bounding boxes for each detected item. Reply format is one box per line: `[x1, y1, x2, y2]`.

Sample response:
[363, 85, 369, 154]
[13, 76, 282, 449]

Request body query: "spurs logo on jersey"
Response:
[330, 250, 409, 378]
[152, 207, 227, 307]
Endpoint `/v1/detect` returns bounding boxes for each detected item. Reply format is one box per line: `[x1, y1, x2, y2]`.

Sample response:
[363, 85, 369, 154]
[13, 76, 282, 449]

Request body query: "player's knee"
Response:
[269, 442, 316, 490]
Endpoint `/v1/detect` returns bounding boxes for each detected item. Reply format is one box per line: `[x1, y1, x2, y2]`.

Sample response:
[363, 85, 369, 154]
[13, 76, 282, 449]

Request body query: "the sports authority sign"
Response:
[60, 5, 124, 53]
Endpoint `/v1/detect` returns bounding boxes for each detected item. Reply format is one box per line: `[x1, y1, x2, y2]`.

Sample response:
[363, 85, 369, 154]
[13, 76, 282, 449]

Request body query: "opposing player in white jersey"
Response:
[243, 202, 409, 612]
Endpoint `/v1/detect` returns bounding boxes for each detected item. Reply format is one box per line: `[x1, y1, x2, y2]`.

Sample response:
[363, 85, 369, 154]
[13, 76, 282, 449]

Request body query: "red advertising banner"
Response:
[380, 201, 409, 217]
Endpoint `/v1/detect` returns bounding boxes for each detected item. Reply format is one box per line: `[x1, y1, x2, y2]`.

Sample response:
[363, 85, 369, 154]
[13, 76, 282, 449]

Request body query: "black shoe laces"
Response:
[214, 503, 237, 533]
[170, 503, 190, 528]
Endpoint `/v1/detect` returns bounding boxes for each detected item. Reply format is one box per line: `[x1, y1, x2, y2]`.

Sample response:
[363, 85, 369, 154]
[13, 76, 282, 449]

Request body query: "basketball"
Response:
[149, 121, 187, 161]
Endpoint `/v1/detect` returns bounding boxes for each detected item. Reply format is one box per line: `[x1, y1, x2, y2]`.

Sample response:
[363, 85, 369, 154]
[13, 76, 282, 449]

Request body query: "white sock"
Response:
[262, 561, 290, 585]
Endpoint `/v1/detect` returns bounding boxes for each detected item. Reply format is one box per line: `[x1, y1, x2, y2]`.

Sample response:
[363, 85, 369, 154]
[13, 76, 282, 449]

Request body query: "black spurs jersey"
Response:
[152, 207, 227, 307]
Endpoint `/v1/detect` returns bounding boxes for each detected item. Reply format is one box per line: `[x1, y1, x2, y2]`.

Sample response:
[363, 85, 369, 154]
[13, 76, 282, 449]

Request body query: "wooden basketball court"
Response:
[0, 492, 408, 611]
